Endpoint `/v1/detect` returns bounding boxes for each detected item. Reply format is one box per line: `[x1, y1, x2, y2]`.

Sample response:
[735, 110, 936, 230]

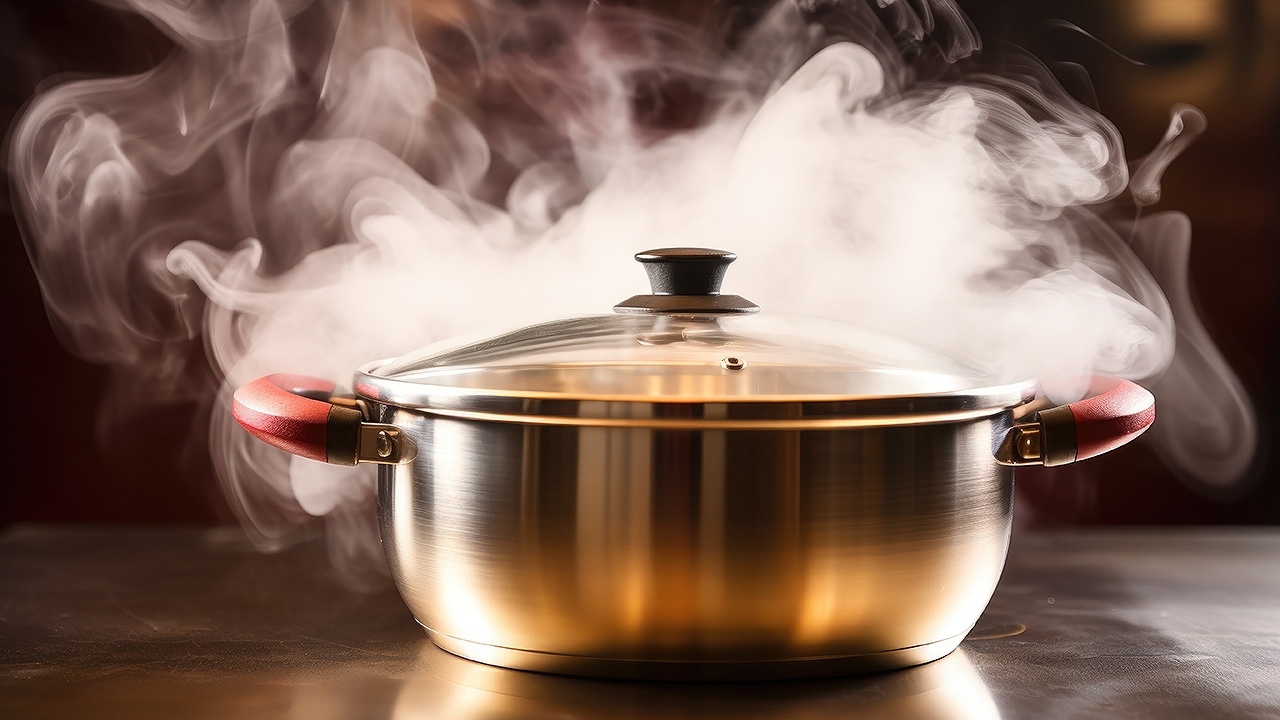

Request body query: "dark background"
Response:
[2, 0, 1277, 527]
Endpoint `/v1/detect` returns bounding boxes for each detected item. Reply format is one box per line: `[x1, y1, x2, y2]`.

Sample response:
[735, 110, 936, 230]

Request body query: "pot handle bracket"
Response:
[232, 374, 417, 466]
[996, 378, 1154, 467]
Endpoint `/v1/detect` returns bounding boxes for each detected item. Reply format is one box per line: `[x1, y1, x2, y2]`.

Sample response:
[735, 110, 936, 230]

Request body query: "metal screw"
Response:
[1014, 426, 1042, 462]
[721, 356, 745, 371]
[376, 430, 394, 458]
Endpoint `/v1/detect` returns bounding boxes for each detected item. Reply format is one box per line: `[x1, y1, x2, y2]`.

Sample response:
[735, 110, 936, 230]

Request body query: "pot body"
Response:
[372, 400, 1014, 680]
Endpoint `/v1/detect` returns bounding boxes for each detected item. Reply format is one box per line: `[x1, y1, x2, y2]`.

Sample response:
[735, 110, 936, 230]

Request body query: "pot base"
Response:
[425, 628, 968, 681]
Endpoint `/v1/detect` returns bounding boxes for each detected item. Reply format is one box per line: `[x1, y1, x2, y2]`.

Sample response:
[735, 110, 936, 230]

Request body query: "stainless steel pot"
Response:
[233, 248, 1154, 680]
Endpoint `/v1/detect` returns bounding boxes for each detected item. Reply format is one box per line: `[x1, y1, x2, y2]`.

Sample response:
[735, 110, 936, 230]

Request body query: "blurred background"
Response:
[2, 0, 1277, 528]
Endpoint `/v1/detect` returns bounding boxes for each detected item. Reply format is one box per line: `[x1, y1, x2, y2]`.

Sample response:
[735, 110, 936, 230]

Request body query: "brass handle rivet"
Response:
[376, 430, 394, 458]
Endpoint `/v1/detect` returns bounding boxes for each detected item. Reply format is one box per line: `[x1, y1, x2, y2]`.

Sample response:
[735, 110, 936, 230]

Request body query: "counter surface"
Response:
[2, 524, 1278, 719]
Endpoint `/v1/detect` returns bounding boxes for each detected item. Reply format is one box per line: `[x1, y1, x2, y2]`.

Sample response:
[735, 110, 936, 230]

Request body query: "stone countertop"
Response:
[1, 524, 1278, 719]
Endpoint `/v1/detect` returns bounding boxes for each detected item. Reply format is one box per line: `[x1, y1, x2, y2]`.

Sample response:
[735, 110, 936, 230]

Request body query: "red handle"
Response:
[1067, 378, 1156, 461]
[1036, 378, 1155, 466]
[232, 374, 362, 465]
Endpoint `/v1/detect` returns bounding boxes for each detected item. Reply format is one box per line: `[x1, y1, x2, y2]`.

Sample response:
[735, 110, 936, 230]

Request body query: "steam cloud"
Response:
[11, 0, 1258, 578]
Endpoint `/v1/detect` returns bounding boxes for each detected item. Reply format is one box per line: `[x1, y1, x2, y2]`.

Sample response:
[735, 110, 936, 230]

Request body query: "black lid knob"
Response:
[636, 248, 736, 296]
[614, 247, 759, 315]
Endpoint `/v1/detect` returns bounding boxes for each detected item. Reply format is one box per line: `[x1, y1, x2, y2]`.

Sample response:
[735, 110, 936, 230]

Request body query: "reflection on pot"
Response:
[391, 643, 1001, 720]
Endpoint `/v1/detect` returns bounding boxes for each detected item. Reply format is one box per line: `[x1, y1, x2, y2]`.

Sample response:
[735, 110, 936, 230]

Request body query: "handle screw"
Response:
[376, 430, 394, 458]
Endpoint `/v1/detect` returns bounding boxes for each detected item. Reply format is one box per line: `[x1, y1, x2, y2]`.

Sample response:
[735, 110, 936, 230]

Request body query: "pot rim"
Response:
[353, 359, 1039, 428]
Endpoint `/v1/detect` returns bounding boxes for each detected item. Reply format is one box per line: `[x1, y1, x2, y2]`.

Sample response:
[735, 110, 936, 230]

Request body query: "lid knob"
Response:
[636, 248, 736, 295]
[614, 247, 759, 314]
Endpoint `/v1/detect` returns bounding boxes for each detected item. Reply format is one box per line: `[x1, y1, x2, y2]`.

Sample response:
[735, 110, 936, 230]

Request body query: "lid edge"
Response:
[354, 361, 1037, 424]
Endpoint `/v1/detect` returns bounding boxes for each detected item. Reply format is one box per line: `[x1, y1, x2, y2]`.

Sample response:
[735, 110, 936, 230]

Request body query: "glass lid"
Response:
[356, 249, 1035, 422]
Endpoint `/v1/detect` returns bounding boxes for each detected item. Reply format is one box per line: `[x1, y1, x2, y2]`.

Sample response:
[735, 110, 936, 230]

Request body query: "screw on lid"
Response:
[614, 247, 760, 314]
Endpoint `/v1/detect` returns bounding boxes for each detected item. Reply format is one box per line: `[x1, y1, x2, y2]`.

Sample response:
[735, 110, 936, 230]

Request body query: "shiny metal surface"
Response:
[995, 424, 1043, 466]
[373, 401, 1014, 678]
[356, 423, 417, 465]
[4, 525, 1280, 719]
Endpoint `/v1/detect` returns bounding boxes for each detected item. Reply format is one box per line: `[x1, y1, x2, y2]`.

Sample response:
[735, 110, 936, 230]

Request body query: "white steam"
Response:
[10, 0, 1258, 576]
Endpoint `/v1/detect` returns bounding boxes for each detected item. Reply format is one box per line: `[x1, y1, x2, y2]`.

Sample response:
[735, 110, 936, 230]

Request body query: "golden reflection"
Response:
[1123, 0, 1228, 36]
[1097, 0, 1250, 114]
[392, 643, 1001, 720]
